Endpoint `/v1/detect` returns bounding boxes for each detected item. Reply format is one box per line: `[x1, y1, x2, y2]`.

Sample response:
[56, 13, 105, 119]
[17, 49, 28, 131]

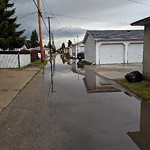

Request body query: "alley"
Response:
[0, 55, 141, 150]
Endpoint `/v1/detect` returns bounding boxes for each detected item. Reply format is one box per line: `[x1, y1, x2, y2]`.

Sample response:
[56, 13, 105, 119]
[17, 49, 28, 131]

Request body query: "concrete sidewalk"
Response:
[0, 67, 40, 113]
[89, 63, 142, 80]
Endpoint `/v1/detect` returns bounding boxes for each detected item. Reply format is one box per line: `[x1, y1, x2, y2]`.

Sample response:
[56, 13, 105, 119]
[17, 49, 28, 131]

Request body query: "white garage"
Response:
[99, 44, 125, 64]
[83, 30, 144, 65]
[128, 43, 143, 63]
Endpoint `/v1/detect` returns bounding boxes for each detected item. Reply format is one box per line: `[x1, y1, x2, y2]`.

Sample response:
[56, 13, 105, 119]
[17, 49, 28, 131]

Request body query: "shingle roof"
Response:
[83, 30, 144, 43]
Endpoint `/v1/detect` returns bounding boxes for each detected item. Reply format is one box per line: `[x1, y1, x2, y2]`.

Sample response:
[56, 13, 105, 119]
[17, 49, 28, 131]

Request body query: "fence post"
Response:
[18, 52, 20, 68]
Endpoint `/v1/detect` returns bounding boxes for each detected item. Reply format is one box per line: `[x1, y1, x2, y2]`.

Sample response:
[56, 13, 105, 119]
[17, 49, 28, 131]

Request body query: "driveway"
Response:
[89, 63, 142, 80]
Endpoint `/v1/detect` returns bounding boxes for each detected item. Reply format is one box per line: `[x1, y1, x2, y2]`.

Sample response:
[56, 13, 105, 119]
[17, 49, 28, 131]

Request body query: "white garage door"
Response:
[99, 44, 124, 64]
[128, 43, 143, 63]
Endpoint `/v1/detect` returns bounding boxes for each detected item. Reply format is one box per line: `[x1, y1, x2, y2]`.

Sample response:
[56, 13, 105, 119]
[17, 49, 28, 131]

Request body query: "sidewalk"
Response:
[0, 67, 40, 113]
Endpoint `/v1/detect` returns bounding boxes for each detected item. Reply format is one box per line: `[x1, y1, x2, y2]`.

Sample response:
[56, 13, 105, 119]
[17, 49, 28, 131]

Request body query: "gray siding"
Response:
[84, 35, 96, 64]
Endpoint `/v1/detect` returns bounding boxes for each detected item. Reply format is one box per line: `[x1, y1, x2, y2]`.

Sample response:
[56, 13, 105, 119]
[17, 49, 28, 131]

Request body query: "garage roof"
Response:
[83, 30, 144, 43]
[131, 16, 150, 26]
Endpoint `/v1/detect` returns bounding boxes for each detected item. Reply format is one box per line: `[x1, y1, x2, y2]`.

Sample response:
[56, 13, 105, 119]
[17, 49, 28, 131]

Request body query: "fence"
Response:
[0, 51, 31, 68]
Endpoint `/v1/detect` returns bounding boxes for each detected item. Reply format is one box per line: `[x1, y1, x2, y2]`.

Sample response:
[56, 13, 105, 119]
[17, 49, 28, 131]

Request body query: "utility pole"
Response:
[47, 16, 53, 77]
[47, 17, 53, 54]
[37, 0, 45, 62]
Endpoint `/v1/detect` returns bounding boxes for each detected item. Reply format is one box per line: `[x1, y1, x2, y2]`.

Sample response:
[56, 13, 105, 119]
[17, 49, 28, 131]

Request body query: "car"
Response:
[77, 52, 85, 60]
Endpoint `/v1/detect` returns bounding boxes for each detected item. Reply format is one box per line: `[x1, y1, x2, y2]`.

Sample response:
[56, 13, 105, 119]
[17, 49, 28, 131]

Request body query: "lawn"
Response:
[117, 79, 150, 101]
[28, 59, 47, 68]
[18, 59, 47, 70]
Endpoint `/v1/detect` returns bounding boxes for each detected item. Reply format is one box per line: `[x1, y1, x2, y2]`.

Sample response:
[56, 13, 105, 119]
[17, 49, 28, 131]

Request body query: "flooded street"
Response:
[44, 55, 141, 150]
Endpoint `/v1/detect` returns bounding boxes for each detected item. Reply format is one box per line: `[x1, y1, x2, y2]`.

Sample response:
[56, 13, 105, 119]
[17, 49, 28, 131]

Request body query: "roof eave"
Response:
[131, 17, 150, 26]
[96, 39, 144, 42]
[83, 30, 96, 44]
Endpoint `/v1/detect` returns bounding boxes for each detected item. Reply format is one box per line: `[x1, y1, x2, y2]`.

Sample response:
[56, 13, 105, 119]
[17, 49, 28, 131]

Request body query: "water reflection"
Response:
[48, 53, 56, 94]
[71, 59, 85, 75]
[44, 55, 141, 150]
[60, 54, 72, 65]
[84, 67, 121, 93]
[128, 101, 150, 150]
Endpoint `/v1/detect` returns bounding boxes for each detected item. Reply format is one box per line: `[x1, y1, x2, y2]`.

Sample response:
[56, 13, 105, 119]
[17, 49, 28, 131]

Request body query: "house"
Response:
[72, 41, 84, 58]
[83, 30, 144, 65]
[131, 16, 150, 80]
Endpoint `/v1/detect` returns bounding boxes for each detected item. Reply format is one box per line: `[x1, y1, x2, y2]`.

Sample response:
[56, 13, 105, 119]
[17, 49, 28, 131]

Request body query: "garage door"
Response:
[128, 43, 143, 63]
[99, 44, 124, 64]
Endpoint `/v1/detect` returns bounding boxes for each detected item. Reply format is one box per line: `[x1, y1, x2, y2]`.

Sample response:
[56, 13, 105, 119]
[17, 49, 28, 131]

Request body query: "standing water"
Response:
[44, 55, 142, 150]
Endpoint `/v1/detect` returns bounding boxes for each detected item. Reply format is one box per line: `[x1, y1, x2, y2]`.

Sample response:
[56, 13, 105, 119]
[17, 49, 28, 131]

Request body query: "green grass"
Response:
[28, 59, 47, 67]
[117, 79, 150, 101]
[18, 59, 47, 70]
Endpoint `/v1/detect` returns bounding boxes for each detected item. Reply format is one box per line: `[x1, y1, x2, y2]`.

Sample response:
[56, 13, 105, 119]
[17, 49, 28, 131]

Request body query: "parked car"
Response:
[77, 52, 85, 60]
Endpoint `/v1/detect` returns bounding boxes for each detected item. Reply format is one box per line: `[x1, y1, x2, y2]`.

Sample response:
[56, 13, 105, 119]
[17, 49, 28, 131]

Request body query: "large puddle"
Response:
[43, 55, 149, 150]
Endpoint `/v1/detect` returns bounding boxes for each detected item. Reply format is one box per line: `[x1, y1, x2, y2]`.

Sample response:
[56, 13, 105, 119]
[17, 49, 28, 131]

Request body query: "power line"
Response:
[46, 13, 128, 25]
[41, 0, 48, 18]
[127, 0, 150, 6]
[32, 0, 49, 33]
[17, 12, 37, 19]
[42, 0, 72, 37]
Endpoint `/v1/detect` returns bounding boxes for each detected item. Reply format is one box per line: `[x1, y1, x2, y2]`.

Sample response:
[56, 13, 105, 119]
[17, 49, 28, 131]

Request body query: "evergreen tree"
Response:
[0, 0, 25, 50]
[25, 39, 31, 49]
[30, 30, 39, 48]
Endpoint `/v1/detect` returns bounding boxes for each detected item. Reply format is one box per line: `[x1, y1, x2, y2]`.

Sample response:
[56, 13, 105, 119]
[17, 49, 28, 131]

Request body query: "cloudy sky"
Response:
[11, 0, 150, 48]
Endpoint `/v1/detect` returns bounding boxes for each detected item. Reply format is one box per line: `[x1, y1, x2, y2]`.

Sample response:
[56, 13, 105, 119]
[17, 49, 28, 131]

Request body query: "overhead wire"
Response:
[42, 0, 72, 37]
[41, 0, 48, 18]
[127, 0, 150, 6]
[49, 13, 129, 25]
[32, 0, 49, 33]
[17, 12, 37, 19]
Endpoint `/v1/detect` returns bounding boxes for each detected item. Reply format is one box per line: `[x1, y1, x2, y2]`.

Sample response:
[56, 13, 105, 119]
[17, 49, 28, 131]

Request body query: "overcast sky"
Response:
[11, 0, 150, 48]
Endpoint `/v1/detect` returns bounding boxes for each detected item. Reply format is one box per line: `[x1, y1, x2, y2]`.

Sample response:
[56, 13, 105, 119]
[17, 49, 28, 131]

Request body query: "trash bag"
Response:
[125, 71, 143, 83]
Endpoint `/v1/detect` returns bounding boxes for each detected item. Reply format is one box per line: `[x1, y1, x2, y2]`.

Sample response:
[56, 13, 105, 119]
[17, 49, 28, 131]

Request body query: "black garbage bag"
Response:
[125, 71, 143, 83]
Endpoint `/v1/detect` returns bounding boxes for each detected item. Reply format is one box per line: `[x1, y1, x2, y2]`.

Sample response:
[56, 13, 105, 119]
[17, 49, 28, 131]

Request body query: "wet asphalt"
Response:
[0, 55, 143, 150]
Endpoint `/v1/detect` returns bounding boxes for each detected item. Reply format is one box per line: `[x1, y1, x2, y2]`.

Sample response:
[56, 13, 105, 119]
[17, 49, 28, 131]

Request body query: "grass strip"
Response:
[117, 79, 150, 101]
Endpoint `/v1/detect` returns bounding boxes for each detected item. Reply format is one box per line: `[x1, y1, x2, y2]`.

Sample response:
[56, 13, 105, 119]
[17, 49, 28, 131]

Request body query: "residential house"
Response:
[83, 30, 144, 65]
[72, 41, 84, 58]
[131, 16, 150, 80]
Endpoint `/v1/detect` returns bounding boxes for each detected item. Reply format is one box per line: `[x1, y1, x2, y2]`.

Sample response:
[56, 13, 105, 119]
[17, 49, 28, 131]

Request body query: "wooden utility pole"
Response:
[47, 16, 53, 77]
[37, 0, 45, 62]
[47, 17, 52, 53]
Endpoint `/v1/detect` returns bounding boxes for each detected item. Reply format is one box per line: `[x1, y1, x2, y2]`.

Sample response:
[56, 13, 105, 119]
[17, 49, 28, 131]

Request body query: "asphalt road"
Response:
[0, 55, 141, 150]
